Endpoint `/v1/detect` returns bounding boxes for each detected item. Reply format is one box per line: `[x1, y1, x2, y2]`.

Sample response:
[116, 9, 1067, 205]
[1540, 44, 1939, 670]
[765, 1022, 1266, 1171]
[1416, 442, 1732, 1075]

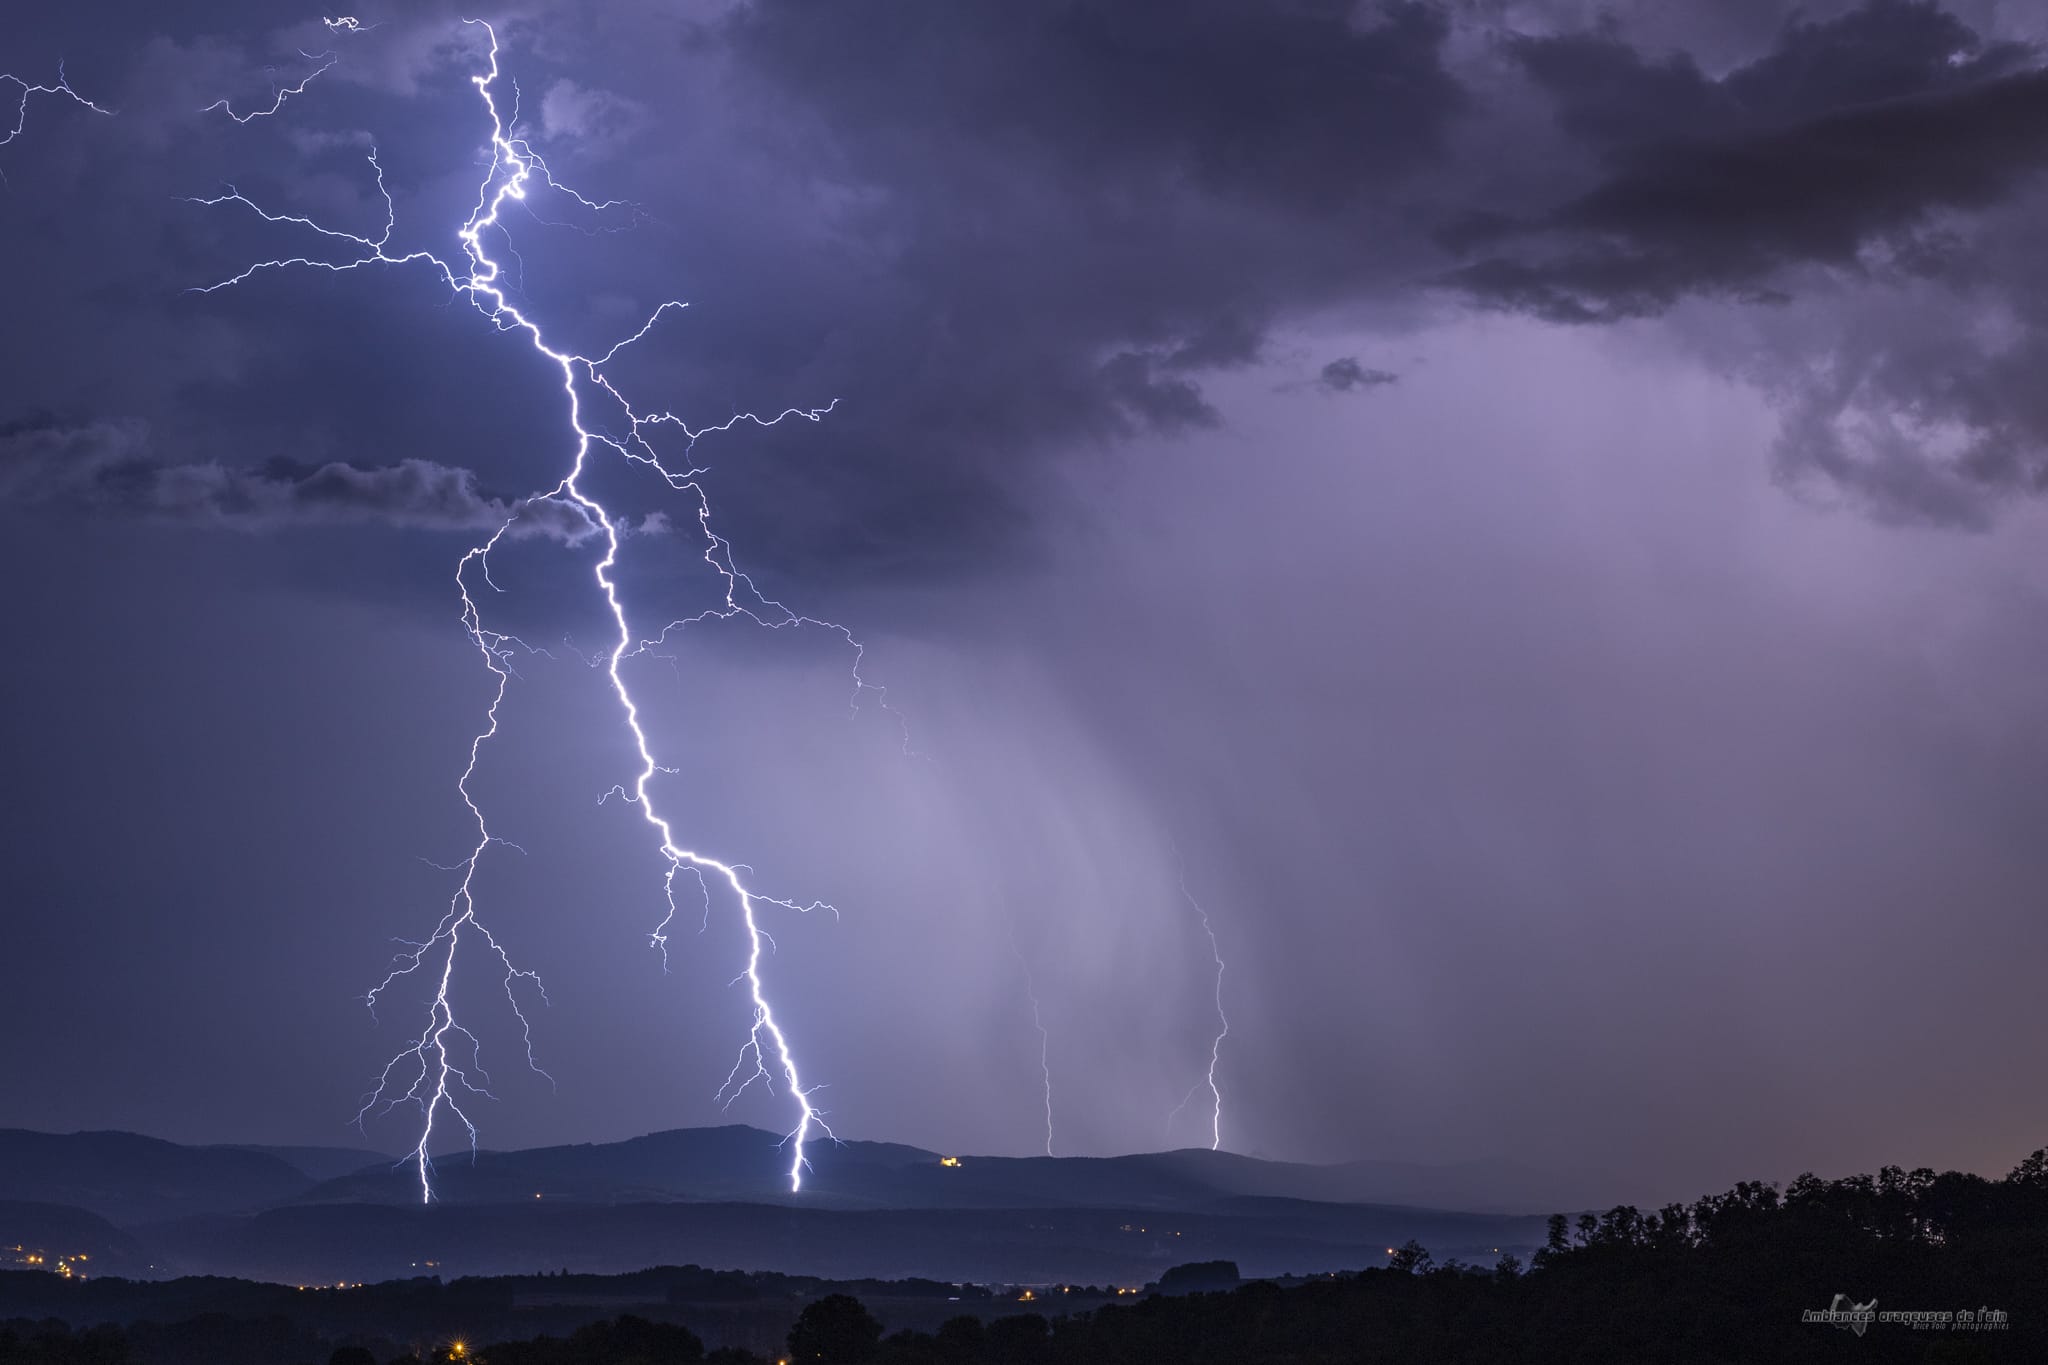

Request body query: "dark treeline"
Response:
[0, 1266, 991, 1365]
[10, 1153, 2048, 1363]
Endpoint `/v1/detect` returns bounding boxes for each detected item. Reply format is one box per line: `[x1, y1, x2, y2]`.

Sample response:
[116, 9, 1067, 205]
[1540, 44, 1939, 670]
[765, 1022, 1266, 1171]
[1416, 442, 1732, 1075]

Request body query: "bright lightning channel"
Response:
[1, 63, 110, 151]
[190, 19, 870, 1199]
[1166, 851, 1229, 1151]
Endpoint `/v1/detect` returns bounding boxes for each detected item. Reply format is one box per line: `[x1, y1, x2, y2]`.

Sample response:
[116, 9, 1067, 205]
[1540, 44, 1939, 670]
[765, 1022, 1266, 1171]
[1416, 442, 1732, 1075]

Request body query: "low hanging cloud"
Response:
[1317, 357, 1398, 393]
[0, 416, 600, 541]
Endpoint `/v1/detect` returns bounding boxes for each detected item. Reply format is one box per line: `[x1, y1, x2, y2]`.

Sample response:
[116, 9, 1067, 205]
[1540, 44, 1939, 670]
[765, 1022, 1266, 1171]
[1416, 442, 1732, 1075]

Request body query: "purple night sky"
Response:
[5, 0, 2048, 1210]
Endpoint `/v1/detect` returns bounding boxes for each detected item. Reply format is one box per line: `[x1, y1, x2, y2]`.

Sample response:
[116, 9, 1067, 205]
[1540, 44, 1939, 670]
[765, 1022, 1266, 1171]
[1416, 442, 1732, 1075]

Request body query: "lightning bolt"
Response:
[1166, 850, 1229, 1152]
[1, 62, 110, 152]
[202, 15, 372, 124]
[352, 538, 555, 1201]
[202, 50, 339, 124]
[189, 19, 871, 1198]
[1006, 925, 1056, 1157]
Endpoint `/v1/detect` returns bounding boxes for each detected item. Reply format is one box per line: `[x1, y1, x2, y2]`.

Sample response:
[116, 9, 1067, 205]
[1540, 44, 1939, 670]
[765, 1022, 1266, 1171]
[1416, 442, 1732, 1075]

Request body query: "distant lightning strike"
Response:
[193, 19, 868, 1198]
[1006, 925, 1056, 1157]
[1167, 853, 1229, 1152]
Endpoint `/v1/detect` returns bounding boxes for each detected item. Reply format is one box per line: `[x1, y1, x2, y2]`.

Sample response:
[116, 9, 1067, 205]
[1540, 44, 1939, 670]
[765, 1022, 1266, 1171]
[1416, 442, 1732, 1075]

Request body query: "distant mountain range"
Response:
[290, 1125, 1565, 1214]
[0, 1125, 1564, 1286]
[0, 1129, 331, 1224]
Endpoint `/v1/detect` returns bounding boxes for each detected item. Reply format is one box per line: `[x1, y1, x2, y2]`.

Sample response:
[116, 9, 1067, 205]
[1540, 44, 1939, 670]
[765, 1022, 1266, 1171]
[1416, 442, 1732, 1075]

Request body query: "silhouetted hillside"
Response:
[136, 1198, 1544, 1284]
[0, 1132, 312, 1225]
[292, 1126, 1561, 1214]
[0, 1202, 151, 1279]
[297, 1128, 938, 1209]
[0, 1127, 1560, 1285]
[0, 1265, 1014, 1364]
[215, 1146, 391, 1184]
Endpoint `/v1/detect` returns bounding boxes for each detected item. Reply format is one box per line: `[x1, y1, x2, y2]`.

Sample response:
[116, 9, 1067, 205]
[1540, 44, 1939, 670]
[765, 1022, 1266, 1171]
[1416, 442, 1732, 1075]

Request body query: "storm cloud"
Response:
[1446, 5, 2045, 318]
[1443, 0, 2048, 525]
[17, 1, 2048, 552]
[0, 416, 596, 539]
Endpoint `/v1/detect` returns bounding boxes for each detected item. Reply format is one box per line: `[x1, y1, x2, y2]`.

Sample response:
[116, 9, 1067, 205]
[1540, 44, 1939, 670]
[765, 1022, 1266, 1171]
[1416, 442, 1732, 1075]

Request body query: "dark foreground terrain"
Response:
[6, 1152, 2048, 1363]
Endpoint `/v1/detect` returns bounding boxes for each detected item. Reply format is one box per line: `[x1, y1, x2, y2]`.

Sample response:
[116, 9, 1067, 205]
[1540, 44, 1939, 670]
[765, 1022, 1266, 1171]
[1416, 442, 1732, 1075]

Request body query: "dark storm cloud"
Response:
[1512, 0, 2025, 152]
[723, 0, 1461, 211]
[14, 0, 2048, 561]
[0, 0, 1480, 584]
[1447, 1, 2044, 323]
[1434, 0, 2048, 527]
[1446, 70, 2048, 322]
[0, 416, 596, 540]
[654, 0, 1468, 576]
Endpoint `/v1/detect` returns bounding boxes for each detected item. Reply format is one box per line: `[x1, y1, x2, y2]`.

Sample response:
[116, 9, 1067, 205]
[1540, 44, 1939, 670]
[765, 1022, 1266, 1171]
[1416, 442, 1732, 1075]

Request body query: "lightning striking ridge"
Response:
[192, 19, 868, 1198]
[1, 63, 110, 150]
[1166, 852, 1229, 1152]
[356, 539, 554, 1199]
[1005, 926, 1056, 1157]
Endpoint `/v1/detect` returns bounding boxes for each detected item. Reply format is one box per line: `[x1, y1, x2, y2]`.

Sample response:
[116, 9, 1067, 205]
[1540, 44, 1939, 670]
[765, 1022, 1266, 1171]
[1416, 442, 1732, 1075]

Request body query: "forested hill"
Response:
[7, 1153, 2048, 1363]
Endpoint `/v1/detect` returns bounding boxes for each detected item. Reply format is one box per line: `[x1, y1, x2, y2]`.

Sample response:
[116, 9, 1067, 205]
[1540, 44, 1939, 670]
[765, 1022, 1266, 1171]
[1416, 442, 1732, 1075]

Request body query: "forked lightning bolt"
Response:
[1167, 852, 1229, 1151]
[202, 51, 338, 124]
[2, 63, 110, 154]
[189, 19, 872, 1198]
[201, 15, 368, 123]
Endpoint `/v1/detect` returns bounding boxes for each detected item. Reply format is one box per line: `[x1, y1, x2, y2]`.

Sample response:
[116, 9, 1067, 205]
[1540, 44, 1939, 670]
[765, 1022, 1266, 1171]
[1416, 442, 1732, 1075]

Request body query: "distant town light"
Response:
[940, 1156, 962, 1168]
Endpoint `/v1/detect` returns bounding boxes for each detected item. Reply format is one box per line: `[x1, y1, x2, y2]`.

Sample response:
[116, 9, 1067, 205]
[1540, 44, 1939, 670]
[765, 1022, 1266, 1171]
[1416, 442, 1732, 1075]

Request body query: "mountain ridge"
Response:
[2, 1123, 1566, 1218]
[0, 1124, 1565, 1285]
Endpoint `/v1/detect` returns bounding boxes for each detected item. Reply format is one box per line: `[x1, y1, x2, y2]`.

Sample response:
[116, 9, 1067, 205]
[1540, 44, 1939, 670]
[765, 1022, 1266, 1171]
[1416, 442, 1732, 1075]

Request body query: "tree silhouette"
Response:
[1388, 1239, 1434, 1274]
[788, 1294, 883, 1365]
